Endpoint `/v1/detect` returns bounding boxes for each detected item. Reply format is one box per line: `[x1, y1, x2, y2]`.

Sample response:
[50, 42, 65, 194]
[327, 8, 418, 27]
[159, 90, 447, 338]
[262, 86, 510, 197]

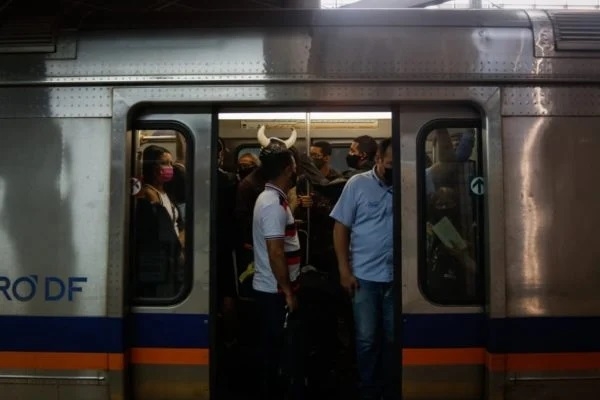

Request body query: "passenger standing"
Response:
[342, 135, 377, 178]
[216, 138, 239, 340]
[237, 152, 260, 181]
[310, 141, 342, 181]
[330, 138, 395, 400]
[252, 139, 303, 400]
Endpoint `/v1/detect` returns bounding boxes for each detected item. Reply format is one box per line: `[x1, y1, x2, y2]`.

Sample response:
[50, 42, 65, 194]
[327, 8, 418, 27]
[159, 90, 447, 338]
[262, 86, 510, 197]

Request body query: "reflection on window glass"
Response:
[131, 129, 190, 302]
[421, 125, 483, 305]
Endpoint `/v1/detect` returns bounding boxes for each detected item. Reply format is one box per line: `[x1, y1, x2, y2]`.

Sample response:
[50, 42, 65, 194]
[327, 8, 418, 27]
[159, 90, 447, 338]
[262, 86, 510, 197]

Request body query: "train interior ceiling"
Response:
[137, 111, 393, 170]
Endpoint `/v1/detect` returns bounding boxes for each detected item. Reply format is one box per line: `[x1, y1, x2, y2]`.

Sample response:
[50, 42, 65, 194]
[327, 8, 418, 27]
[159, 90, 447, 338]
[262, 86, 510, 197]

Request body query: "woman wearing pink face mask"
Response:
[139, 145, 184, 246]
[134, 145, 185, 298]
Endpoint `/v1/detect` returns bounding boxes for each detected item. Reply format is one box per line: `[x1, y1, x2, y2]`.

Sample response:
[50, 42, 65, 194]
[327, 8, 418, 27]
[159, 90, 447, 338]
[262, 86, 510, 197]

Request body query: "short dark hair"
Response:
[378, 137, 392, 157]
[259, 141, 293, 181]
[312, 141, 332, 156]
[354, 135, 377, 161]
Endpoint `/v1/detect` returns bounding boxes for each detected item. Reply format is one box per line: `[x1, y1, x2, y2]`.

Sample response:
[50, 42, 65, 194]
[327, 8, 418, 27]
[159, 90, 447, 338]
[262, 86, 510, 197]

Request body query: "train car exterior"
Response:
[1, 8, 600, 400]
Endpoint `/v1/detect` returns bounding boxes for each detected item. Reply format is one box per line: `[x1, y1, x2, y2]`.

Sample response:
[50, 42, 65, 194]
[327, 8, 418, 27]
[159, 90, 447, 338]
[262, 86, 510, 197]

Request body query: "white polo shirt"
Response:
[252, 183, 301, 293]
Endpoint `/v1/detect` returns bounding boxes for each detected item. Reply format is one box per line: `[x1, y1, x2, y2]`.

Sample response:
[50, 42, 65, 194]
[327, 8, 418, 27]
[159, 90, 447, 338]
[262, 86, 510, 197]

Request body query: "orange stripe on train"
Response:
[0, 351, 124, 370]
[404, 348, 600, 372]
[403, 348, 485, 366]
[130, 348, 209, 365]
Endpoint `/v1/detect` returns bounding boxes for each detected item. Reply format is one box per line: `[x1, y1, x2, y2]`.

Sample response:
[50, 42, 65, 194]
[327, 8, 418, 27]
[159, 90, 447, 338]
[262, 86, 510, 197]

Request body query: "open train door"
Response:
[121, 107, 215, 400]
[397, 104, 487, 400]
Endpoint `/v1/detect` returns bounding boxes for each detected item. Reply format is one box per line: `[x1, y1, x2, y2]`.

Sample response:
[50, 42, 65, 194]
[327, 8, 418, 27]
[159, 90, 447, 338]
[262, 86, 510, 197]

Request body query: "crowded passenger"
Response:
[331, 137, 394, 400]
[310, 141, 342, 181]
[342, 135, 377, 178]
[252, 138, 305, 400]
[134, 145, 184, 298]
[237, 152, 260, 181]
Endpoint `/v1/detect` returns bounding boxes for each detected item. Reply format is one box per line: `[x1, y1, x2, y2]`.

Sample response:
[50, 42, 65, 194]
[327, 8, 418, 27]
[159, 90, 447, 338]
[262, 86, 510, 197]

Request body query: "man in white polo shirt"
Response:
[252, 138, 301, 400]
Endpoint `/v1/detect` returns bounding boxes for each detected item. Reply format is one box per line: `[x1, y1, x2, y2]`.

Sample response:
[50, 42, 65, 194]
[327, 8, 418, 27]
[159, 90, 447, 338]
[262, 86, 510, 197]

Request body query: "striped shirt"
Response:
[252, 183, 301, 293]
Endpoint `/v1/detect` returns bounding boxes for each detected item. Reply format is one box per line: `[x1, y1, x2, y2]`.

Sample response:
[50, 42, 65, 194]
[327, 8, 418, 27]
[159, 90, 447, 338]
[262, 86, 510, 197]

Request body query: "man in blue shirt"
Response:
[330, 137, 394, 400]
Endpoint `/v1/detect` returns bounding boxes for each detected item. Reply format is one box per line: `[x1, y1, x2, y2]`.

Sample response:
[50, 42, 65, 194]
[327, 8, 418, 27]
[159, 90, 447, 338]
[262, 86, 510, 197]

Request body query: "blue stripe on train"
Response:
[0, 315, 123, 352]
[128, 313, 209, 348]
[1, 313, 600, 353]
[403, 314, 600, 353]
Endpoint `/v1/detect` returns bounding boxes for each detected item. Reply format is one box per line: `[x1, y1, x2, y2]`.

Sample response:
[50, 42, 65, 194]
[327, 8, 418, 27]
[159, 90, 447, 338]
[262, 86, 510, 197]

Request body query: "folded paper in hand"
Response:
[432, 217, 467, 250]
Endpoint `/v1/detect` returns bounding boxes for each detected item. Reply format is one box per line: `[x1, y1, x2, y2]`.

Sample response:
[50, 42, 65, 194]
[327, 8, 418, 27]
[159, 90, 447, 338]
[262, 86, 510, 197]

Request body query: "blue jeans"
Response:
[352, 278, 396, 400]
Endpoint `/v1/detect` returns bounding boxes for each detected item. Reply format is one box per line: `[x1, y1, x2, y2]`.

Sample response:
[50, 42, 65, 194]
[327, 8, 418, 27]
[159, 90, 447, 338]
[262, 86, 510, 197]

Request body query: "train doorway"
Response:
[214, 110, 396, 400]
[122, 104, 487, 400]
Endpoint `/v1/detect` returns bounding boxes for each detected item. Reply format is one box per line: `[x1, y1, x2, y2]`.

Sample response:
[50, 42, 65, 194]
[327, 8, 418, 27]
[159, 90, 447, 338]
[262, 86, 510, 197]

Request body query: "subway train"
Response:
[1, 7, 600, 400]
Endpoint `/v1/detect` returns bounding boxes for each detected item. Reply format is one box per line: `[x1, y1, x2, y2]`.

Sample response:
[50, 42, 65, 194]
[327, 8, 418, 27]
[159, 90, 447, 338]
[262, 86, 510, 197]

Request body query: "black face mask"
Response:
[312, 158, 325, 169]
[383, 167, 393, 186]
[346, 154, 361, 169]
[238, 166, 256, 180]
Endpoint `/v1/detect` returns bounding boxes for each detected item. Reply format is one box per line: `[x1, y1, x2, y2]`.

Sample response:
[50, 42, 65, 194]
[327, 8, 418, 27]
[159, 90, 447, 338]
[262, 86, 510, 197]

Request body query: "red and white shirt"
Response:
[252, 183, 301, 293]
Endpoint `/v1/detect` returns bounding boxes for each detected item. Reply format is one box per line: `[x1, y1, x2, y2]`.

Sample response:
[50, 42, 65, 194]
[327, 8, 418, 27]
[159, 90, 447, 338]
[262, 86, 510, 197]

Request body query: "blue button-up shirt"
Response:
[330, 168, 394, 282]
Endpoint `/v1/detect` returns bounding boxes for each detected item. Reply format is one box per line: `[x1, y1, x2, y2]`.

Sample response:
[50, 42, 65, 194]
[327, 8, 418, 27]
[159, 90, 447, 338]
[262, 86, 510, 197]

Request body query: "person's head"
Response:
[259, 139, 297, 191]
[449, 131, 463, 151]
[142, 145, 173, 186]
[347, 135, 377, 169]
[375, 138, 393, 186]
[237, 152, 260, 180]
[310, 141, 333, 170]
[164, 163, 186, 204]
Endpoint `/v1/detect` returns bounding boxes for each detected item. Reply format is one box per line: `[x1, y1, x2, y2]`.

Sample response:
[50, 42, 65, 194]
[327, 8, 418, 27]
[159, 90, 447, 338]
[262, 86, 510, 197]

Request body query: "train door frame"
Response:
[109, 86, 505, 400]
[118, 105, 214, 400]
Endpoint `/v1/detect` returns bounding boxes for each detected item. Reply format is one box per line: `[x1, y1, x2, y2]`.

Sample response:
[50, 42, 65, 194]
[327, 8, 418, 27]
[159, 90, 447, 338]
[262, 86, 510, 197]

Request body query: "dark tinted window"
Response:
[419, 122, 484, 305]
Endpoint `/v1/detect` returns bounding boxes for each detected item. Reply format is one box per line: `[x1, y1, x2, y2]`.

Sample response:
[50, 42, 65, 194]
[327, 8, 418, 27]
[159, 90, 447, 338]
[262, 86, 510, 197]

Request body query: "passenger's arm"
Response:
[333, 222, 352, 277]
[330, 178, 359, 296]
[266, 239, 293, 297]
[261, 203, 298, 311]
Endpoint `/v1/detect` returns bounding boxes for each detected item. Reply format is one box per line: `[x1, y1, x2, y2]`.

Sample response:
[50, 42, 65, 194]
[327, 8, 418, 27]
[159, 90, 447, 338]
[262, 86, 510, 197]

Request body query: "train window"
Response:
[130, 129, 191, 304]
[418, 122, 484, 305]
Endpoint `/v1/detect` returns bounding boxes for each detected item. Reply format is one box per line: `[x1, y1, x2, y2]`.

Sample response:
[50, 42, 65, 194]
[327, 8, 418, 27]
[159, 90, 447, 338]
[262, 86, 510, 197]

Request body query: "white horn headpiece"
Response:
[256, 125, 298, 149]
[284, 128, 297, 149]
[257, 125, 270, 147]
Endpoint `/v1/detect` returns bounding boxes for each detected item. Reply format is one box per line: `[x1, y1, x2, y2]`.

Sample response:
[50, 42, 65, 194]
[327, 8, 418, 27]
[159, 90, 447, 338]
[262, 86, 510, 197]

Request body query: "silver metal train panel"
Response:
[0, 87, 112, 118]
[0, 10, 600, 86]
[503, 116, 600, 318]
[503, 86, 600, 116]
[0, 117, 110, 317]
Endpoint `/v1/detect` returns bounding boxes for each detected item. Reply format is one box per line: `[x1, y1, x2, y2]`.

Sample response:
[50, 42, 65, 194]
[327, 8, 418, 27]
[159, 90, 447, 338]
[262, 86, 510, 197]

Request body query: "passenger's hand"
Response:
[298, 195, 313, 208]
[243, 243, 253, 250]
[340, 272, 359, 297]
[285, 292, 298, 313]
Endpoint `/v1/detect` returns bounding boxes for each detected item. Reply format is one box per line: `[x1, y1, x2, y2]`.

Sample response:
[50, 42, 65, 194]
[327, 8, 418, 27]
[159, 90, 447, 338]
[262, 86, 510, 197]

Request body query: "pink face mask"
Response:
[159, 166, 174, 182]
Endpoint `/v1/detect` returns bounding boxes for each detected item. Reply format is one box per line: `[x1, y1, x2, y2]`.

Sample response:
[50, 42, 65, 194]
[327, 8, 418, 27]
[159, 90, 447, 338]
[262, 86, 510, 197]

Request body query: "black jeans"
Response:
[255, 290, 306, 400]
